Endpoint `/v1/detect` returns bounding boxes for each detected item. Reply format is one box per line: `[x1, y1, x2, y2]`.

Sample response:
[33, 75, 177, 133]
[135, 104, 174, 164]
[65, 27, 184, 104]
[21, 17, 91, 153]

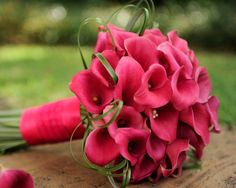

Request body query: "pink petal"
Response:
[143, 28, 167, 46]
[149, 104, 179, 142]
[195, 67, 212, 103]
[167, 30, 189, 55]
[114, 128, 150, 165]
[146, 133, 166, 161]
[180, 103, 211, 145]
[114, 57, 144, 111]
[132, 154, 158, 183]
[134, 64, 172, 108]
[91, 50, 120, 87]
[124, 37, 159, 71]
[0, 169, 34, 188]
[94, 31, 113, 53]
[70, 70, 113, 114]
[171, 66, 199, 111]
[103, 105, 143, 138]
[206, 96, 221, 133]
[189, 50, 200, 77]
[85, 128, 120, 166]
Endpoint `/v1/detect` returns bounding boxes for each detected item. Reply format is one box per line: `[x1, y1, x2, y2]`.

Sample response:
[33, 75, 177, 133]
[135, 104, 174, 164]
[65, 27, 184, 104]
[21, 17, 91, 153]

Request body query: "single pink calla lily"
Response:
[0, 168, 34, 188]
[132, 154, 158, 183]
[149, 104, 179, 143]
[206, 96, 220, 133]
[161, 139, 189, 177]
[94, 31, 113, 53]
[146, 133, 166, 161]
[134, 64, 172, 108]
[177, 122, 205, 159]
[114, 128, 150, 166]
[143, 28, 167, 46]
[180, 103, 211, 145]
[91, 50, 120, 87]
[114, 57, 144, 111]
[124, 37, 159, 71]
[85, 128, 120, 166]
[195, 67, 212, 103]
[70, 70, 113, 114]
[171, 66, 199, 111]
[103, 105, 143, 138]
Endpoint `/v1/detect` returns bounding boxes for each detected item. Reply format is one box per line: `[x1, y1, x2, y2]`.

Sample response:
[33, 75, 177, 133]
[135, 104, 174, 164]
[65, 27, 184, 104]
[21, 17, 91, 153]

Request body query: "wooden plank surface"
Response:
[0, 128, 236, 188]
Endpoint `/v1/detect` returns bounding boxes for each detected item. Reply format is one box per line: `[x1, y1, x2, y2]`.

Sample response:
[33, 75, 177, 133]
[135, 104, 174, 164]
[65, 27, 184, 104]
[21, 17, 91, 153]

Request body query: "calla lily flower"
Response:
[124, 37, 159, 71]
[146, 133, 166, 161]
[195, 67, 212, 103]
[91, 50, 120, 87]
[114, 57, 144, 111]
[70, 70, 113, 114]
[94, 31, 113, 53]
[161, 139, 189, 177]
[0, 168, 34, 188]
[85, 128, 120, 166]
[171, 66, 199, 111]
[143, 29, 167, 46]
[103, 105, 143, 138]
[180, 103, 211, 145]
[114, 128, 150, 165]
[149, 104, 179, 143]
[134, 64, 172, 108]
[132, 154, 158, 183]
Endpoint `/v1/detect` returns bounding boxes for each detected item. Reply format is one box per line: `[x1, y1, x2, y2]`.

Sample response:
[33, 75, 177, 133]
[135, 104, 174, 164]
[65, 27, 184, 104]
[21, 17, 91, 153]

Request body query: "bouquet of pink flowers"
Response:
[0, 0, 220, 187]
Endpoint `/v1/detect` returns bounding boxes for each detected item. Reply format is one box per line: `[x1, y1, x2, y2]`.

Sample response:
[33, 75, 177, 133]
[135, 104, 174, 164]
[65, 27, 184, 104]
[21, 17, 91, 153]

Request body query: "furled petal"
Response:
[206, 96, 221, 133]
[143, 29, 167, 46]
[167, 30, 189, 55]
[91, 50, 120, 87]
[103, 105, 143, 138]
[189, 50, 200, 77]
[149, 104, 179, 142]
[70, 70, 113, 114]
[132, 154, 158, 183]
[180, 103, 211, 145]
[134, 64, 172, 108]
[0, 168, 34, 188]
[171, 66, 199, 111]
[85, 128, 120, 166]
[146, 133, 166, 161]
[161, 139, 189, 177]
[114, 128, 150, 165]
[125, 37, 159, 71]
[94, 31, 113, 53]
[195, 67, 212, 103]
[114, 57, 144, 111]
[157, 42, 193, 77]
[177, 122, 205, 159]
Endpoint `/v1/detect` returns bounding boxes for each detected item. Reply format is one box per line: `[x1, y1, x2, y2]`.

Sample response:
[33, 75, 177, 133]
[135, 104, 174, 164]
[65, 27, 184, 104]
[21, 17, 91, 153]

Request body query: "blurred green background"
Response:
[0, 0, 235, 126]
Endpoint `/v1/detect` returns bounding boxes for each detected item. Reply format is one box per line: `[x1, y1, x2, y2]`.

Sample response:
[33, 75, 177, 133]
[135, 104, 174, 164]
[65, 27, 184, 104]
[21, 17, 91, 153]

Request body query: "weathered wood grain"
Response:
[0, 128, 235, 188]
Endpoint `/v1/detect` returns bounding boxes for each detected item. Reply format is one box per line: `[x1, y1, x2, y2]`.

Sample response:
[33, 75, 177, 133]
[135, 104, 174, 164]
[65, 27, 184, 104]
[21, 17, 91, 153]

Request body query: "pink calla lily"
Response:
[0, 168, 34, 188]
[143, 28, 167, 46]
[180, 103, 211, 145]
[114, 57, 144, 111]
[171, 66, 199, 111]
[85, 128, 120, 166]
[70, 70, 113, 114]
[149, 104, 179, 143]
[94, 31, 113, 53]
[124, 37, 159, 71]
[134, 64, 172, 108]
[91, 50, 120, 87]
[114, 128, 150, 166]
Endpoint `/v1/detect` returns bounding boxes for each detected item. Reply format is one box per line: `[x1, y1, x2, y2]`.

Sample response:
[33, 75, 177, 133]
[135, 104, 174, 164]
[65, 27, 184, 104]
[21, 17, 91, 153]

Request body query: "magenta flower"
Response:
[149, 104, 179, 143]
[134, 64, 172, 108]
[114, 128, 150, 165]
[85, 128, 120, 166]
[0, 168, 34, 188]
[70, 70, 113, 114]
[94, 30, 113, 53]
[114, 56, 144, 111]
[143, 28, 167, 46]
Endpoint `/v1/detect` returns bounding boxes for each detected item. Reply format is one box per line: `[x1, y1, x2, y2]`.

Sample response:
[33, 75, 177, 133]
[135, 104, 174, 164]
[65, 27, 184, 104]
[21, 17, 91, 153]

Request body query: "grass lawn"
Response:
[0, 45, 235, 126]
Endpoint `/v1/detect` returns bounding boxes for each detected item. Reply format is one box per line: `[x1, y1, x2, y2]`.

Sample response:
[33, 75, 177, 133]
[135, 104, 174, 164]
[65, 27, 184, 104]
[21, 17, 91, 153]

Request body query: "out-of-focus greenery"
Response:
[0, 46, 235, 125]
[0, 0, 235, 50]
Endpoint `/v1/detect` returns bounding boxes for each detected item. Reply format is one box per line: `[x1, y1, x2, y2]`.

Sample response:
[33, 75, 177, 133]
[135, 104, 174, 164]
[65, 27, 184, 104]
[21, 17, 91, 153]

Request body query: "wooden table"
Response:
[0, 128, 236, 188]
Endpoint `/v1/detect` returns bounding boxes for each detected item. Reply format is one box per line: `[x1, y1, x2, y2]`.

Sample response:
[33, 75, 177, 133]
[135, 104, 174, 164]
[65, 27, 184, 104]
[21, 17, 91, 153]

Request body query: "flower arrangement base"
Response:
[0, 129, 235, 188]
